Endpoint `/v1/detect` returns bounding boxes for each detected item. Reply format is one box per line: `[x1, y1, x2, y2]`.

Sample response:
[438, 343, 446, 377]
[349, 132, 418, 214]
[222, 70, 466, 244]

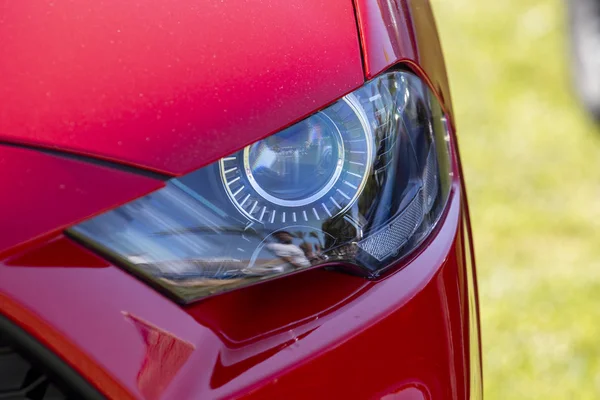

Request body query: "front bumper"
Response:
[0, 177, 481, 399]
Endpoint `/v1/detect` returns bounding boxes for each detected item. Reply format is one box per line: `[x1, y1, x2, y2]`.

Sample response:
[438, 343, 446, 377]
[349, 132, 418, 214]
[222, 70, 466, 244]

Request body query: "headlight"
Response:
[68, 71, 453, 304]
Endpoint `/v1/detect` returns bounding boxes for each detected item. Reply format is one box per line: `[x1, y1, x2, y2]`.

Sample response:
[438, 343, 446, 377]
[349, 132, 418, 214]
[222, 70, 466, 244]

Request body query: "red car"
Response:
[0, 0, 481, 399]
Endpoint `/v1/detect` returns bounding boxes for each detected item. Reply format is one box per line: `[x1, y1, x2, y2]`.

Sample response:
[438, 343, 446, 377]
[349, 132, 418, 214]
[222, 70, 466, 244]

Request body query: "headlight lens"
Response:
[69, 71, 453, 303]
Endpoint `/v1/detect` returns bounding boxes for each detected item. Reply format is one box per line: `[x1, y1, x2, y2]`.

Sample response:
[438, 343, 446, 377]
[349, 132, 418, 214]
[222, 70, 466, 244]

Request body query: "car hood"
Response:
[0, 0, 364, 175]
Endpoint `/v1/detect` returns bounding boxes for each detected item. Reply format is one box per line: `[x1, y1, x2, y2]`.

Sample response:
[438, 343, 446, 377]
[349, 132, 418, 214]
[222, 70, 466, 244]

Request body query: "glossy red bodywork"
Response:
[0, 0, 481, 399]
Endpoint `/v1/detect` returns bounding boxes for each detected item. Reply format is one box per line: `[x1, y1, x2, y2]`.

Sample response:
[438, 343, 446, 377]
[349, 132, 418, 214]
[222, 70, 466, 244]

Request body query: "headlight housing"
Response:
[69, 71, 453, 304]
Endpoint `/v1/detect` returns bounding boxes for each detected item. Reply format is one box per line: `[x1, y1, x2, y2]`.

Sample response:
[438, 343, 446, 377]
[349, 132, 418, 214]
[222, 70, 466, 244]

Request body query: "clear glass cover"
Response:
[69, 71, 453, 303]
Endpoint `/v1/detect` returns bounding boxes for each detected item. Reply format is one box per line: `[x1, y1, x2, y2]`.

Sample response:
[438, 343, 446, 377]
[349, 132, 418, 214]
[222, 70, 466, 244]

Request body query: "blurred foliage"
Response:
[431, 0, 600, 398]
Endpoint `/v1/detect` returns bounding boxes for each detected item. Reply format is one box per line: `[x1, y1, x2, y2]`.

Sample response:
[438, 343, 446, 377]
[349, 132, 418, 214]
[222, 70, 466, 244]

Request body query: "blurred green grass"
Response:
[431, 0, 600, 398]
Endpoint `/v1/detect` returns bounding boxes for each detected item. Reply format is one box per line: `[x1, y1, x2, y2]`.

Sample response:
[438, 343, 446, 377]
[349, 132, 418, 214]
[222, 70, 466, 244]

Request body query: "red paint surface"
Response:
[354, 0, 453, 117]
[4, 235, 109, 268]
[0, 186, 474, 399]
[0, 146, 163, 257]
[353, 0, 417, 77]
[125, 313, 195, 400]
[0, 0, 364, 175]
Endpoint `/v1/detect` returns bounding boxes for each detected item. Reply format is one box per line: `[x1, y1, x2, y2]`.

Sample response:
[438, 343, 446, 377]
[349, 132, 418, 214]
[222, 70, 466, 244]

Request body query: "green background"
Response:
[431, 0, 600, 398]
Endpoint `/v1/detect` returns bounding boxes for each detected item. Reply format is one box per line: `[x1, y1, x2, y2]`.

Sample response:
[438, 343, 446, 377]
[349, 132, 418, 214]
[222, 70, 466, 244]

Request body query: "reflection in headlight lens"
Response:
[69, 71, 453, 304]
[224, 95, 372, 221]
[245, 113, 344, 204]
